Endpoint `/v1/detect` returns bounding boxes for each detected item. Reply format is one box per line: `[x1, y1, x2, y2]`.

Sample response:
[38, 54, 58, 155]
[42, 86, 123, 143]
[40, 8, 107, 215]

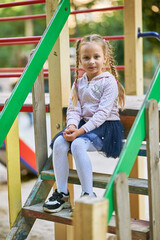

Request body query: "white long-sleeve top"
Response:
[67, 71, 120, 132]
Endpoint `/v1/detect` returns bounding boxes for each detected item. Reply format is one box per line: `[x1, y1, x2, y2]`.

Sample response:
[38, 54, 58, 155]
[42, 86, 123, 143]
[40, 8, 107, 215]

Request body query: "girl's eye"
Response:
[83, 56, 89, 60]
[95, 55, 100, 59]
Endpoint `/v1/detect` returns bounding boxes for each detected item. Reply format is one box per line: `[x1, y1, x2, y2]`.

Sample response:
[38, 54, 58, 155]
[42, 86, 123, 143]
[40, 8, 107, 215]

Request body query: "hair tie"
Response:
[116, 79, 118, 83]
[74, 82, 77, 86]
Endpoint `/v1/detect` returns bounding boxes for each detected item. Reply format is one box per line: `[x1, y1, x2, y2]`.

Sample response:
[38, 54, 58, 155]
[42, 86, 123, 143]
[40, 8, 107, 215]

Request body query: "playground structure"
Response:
[0, 0, 160, 239]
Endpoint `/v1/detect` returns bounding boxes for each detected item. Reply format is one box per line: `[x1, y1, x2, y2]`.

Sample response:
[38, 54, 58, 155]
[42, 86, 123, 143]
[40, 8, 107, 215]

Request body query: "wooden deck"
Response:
[0, 92, 50, 112]
[0, 93, 159, 113]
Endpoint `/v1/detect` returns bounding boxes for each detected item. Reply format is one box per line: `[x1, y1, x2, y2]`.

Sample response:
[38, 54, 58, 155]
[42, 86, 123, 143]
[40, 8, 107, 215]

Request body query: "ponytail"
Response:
[105, 41, 125, 110]
[72, 39, 81, 106]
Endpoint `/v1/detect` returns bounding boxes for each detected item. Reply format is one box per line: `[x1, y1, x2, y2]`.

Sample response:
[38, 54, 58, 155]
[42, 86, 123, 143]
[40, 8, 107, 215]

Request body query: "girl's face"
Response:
[79, 42, 106, 81]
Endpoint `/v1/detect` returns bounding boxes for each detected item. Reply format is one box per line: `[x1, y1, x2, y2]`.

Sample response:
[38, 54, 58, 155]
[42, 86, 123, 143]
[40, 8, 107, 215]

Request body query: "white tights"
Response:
[52, 135, 97, 196]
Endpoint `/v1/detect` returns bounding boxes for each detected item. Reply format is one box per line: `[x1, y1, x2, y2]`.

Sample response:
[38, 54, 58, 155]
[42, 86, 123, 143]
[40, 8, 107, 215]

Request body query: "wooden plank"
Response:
[32, 68, 48, 174]
[22, 203, 149, 239]
[41, 169, 148, 195]
[113, 173, 131, 240]
[145, 100, 160, 240]
[6, 117, 22, 228]
[23, 204, 72, 225]
[73, 197, 108, 240]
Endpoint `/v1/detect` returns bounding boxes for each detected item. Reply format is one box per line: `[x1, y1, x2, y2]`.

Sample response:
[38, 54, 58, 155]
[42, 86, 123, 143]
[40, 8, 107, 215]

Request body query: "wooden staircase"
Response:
[1, 0, 160, 237]
[7, 153, 150, 240]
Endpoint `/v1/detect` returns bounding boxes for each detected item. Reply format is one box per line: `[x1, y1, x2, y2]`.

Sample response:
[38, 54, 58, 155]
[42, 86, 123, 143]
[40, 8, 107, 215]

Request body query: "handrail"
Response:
[0, 0, 70, 147]
[138, 27, 160, 41]
[104, 64, 160, 222]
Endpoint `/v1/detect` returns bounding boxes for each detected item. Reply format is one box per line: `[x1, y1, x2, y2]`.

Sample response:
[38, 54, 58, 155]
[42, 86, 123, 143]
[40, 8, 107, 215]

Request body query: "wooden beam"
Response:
[6, 117, 22, 228]
[124, 0, 143, 95]
[32, 67, 48, 174]
[146, 100, 160, 240]
[113, 173, 132, 240]
[74, 197, 108, 240]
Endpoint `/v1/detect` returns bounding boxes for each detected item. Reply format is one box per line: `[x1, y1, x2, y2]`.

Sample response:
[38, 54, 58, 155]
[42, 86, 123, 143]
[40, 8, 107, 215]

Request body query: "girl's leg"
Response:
[52, 135, 70, 194]
[71, 138, 97, 196]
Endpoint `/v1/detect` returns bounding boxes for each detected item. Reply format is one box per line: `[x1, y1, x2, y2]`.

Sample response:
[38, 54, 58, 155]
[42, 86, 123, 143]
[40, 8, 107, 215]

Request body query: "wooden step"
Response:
[41, 169, 148, 195]
[122, 140, 160, 157]
[22, 203, 150, 239]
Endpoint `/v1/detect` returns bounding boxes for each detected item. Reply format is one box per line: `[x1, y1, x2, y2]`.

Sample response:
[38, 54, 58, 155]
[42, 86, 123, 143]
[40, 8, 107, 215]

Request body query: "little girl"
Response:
[43, 34, 125, 213]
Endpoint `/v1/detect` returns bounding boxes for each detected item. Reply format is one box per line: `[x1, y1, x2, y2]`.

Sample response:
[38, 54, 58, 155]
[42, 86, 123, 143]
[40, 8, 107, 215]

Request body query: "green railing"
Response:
[105, 63, 160, 221]
[0, 0, 70, 147]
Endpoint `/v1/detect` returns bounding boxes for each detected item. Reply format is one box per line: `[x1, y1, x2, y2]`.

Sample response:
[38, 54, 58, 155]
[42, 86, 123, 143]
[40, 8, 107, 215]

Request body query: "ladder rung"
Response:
[22, 203, 150, 239]
[41, 169, 148, 195]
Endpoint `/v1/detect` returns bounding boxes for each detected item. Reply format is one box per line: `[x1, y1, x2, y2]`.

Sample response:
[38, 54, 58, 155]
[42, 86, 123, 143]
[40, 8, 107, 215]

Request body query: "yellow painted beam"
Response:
[6, 116, 22, 228]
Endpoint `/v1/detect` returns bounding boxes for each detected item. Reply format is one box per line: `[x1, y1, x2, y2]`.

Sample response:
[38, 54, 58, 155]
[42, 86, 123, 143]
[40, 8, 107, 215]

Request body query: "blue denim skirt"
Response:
[50, 119, 124, 158]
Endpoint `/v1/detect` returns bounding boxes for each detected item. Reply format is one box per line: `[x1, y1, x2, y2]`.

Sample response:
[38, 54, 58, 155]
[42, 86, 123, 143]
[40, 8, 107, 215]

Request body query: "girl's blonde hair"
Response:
[72, 34, 125, 110]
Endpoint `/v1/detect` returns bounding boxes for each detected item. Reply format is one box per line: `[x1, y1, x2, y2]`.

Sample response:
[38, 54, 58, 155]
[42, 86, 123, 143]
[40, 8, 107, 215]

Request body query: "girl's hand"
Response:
[64, 124, 76, 135]
[63, 127, 85, 142]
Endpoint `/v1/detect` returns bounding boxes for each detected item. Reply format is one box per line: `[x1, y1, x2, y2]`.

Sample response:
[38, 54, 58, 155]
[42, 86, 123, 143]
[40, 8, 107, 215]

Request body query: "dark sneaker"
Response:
[80, 192, 97, 197]
[43, 189, 71, 213]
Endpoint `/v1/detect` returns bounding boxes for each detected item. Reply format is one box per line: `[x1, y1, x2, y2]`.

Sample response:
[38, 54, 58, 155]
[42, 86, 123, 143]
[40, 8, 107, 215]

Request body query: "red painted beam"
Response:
[71, 6, 124, 15]
[0, 105, 50, 113]
[0, 35, 124, 46]
[0, 0, 45, 8]
[0, 14, 46, 22]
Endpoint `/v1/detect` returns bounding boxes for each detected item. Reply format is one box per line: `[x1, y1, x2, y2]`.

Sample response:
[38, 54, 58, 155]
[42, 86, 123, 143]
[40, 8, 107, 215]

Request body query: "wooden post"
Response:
[124, 0, 144, 220]
[124, 0, 143, 95]
[145, 99, 160, 240]
[113, 172, 132, 240]
[32, 67, 48, 174]
[6, 117, 22, 228]
[46, 1, 71, 239]
[46, 0, 71, 138]
[74, 197, 108, 240]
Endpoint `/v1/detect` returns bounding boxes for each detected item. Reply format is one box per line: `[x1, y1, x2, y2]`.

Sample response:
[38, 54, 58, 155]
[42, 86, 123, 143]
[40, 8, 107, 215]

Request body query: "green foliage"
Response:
[0, 0, 159, 84]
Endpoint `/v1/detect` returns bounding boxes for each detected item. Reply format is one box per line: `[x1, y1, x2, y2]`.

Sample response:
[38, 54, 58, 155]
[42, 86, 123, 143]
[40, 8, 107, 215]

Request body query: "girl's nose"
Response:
[89, 58, 94, 64]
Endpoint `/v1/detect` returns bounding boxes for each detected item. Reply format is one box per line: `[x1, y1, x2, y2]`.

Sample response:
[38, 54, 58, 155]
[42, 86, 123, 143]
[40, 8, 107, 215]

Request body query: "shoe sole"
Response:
[43, 202, 71, 213]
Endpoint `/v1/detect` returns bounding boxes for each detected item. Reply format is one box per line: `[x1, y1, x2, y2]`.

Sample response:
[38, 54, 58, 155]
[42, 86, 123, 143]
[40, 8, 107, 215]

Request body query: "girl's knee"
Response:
[53, 135, 69, 153]
[71, 138, 87, 155]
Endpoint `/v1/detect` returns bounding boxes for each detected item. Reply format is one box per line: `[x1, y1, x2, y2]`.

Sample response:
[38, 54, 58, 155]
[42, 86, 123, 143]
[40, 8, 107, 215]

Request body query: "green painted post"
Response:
[0, 0, 70, 147]
[104, 64, 160, 222]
